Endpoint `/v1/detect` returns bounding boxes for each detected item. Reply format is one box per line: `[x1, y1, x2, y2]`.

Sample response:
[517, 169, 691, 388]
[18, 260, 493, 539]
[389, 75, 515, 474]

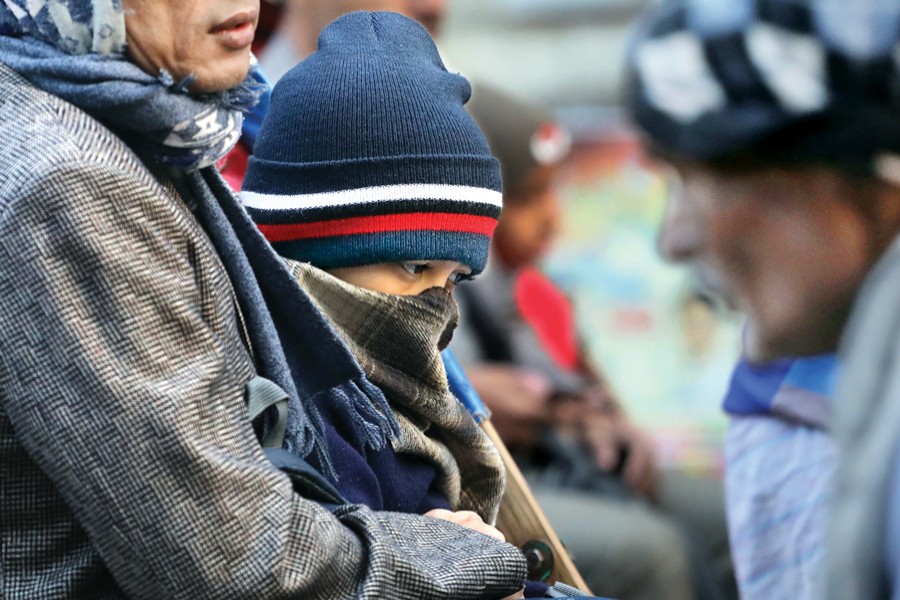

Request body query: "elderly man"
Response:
[0, 1, 526, 598]
[626, 1, 900, 598]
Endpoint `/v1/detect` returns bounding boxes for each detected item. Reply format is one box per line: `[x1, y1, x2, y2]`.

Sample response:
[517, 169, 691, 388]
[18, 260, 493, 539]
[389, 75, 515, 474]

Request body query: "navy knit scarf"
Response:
[180, 168, 398, 478]
[0, 0, 263, 170]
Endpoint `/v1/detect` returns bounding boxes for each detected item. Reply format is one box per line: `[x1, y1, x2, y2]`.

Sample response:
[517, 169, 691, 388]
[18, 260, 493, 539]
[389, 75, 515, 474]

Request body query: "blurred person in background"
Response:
[627, 0, 900, 598]
[257, 0, 442, 83]
[721, 352, 837, 599]
[264, 0, 403, 79]
[679, 271, 838, 598]
[450, 84, 737, 600]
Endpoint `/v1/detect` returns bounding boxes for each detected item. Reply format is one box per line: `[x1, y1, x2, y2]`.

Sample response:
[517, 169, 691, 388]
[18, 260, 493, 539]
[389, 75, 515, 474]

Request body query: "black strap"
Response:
[245, 376, 346, 508]
[246, 375, 288, 449]
[264, 448, 346, 508]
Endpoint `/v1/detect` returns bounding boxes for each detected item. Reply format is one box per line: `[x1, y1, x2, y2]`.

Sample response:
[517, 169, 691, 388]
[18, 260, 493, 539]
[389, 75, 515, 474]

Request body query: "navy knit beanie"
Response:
[241, 11, 502, 274]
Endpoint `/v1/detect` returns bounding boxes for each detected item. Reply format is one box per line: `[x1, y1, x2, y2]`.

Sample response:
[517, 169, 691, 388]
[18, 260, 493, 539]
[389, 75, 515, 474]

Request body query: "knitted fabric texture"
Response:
[626, 0, 900, 175]
[241, 11, 502, 274]
[291, 262, 506, 524]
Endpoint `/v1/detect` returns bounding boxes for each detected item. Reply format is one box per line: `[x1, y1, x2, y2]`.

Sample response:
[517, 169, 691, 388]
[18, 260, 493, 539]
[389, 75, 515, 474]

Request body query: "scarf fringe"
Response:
[279, 386, 335, 481]
[187, 168, 354, 483]
[288, 377, 401, 482]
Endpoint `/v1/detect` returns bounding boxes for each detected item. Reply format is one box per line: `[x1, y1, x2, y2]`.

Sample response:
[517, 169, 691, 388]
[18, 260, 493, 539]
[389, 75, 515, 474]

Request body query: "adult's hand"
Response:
[425, 510, 525, 599]
[424, 509, 506, 542]
[582, 409, 659, 499]
[552, 383, 659, 498]
[465, 365, 554, 448]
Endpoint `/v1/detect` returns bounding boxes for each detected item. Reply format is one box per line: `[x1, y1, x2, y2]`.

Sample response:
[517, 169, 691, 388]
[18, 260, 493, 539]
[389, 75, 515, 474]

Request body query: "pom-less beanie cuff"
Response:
[270, 231, 494, 273]
[243, 154, 501, 273]
[242, 11, 502, 273]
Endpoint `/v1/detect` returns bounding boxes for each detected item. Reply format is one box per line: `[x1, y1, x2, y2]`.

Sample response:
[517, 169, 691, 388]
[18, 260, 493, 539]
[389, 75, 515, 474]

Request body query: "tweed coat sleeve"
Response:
[0, 92, 525, 599]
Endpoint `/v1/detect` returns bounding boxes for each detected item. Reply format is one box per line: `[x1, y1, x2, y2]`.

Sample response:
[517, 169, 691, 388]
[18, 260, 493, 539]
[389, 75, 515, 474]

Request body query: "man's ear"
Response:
[871, 180, 900, 246]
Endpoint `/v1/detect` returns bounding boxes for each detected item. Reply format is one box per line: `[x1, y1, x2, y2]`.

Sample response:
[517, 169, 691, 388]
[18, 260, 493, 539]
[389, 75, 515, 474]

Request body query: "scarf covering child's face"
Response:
[328, 260, 472, 295]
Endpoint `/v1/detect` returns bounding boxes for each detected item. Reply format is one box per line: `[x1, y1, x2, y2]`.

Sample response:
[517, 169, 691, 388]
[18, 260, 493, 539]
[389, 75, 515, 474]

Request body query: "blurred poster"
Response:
[543, 135, 741, 473]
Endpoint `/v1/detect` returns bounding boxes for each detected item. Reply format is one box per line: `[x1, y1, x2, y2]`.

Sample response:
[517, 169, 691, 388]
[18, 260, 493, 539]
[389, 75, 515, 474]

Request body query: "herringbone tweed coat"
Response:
[0, 63, 525, 599]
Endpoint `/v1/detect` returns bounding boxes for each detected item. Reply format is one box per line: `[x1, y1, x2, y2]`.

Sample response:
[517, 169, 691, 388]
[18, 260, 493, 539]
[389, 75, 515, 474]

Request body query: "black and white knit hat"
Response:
[241, 11, 502, 273]
[626, 0, 900, 181]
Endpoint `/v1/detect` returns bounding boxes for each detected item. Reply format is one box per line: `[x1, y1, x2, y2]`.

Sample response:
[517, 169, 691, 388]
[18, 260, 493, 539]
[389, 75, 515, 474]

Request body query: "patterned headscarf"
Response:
[0, 0, 264, 170]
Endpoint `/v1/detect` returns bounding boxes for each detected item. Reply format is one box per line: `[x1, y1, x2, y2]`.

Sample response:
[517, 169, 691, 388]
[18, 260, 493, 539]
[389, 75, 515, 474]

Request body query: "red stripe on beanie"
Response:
[257, 212, 498, 242]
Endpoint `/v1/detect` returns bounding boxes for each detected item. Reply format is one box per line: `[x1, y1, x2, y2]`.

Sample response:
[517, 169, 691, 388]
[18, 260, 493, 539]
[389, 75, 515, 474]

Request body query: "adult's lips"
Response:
[210, 9, 258, 51]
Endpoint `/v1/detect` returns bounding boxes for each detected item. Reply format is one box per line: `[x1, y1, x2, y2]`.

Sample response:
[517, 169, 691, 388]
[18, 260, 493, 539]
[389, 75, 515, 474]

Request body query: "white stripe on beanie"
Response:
[241, 183, 502, 212]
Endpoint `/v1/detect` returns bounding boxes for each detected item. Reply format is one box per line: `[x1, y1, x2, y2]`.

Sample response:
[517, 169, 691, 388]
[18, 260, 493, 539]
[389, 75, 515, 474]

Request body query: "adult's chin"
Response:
[187, 51, 253, 94]
[742, 322, 785, 364]
[742, 317, 843, 364]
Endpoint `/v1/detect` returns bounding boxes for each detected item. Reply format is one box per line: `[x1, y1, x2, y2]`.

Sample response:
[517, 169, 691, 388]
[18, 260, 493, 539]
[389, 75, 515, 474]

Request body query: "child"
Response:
[240, 11, 506, 524]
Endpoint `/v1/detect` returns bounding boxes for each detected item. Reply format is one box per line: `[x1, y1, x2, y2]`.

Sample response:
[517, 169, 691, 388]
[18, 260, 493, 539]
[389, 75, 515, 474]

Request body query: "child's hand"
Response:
[424, 509, 506, 542]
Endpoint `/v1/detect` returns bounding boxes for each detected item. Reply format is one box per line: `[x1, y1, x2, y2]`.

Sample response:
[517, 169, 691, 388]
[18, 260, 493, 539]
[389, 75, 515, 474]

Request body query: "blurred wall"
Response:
[442, 0, 650, 110]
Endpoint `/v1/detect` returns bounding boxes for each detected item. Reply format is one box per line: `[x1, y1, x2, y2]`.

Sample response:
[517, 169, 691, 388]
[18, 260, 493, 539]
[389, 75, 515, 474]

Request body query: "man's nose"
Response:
[656, 187, 704, 263]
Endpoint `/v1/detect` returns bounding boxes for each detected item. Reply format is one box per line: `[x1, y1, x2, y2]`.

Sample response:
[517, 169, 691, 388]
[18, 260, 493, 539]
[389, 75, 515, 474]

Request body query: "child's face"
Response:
[328, 260, 472, 295]
[493, 172, 562, 268]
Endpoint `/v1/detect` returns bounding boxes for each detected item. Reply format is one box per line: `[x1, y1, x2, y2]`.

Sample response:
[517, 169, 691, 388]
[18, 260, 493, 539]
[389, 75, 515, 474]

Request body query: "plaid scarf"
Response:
[294, 263, 506, 523]
[0, 0, 263, 170]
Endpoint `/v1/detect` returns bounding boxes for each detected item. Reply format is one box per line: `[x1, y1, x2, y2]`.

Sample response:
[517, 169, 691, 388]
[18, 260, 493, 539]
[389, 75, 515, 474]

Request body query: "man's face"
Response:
[122, 0, 259, 93]
[658, 161, 879, 361]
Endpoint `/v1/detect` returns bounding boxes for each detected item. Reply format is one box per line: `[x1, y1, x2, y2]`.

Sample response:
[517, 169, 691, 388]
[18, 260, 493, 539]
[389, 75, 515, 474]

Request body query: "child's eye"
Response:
[449, 271, 474, 285]
[399, 261, 430, 276]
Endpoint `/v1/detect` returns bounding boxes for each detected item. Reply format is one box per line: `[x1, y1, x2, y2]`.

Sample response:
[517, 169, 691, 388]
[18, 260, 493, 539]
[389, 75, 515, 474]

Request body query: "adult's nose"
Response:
[656, 173, 705, 263]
